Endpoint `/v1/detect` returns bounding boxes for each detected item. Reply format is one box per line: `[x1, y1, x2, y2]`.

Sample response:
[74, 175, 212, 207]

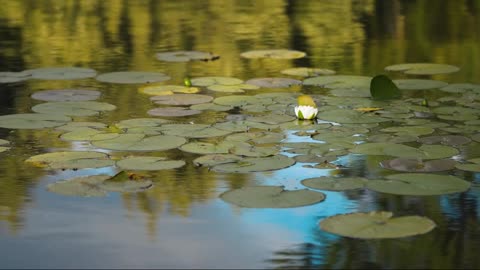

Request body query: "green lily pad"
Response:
[0, 71, 31, 83]
[366, 173, 471, 195]
[367, 134, 419, 143]
[316, 109, 390, 124]
[55, 121, 107, 131]
[240, 49, 306, 59]
[320, 211, 436, 239]
[245, 77, 302, 88]
[281, 67, 335, 77]
[179, 141, 235, 154]
[99, 172, 153, 192]
[380, 126, 435, 136]
[418, 135, 472, 146]
[31, 89, 101, 102]
[32, 101, 116, 116]
[193, 154, 243, 167]
[225, 131, 285, 144]
[156, 51, 219, 62]
[47, 175, 109, 197]
[60, 127, 119, 141]
[116, 156, 185, 170]
[211, 155, 295, 173]
[150, 94, 213, 105]
[385, 63, 459, 75]
[330, 88, 371, 97]
[351, 143, 459, 159]
[213, 95, 260, 106]
[207, 84, 259, 93]
[247, 113, 296, 125]
[139, 85, 200, 95]
[190, 103, 233, 112]
[380, 158, 457, 172]
[370, 75, 401, 100]
[0, 139, 10, 153]
[220, 186, 325, 208]
[301, 177, 367, 191]
[191, 76, 244, 86]
[115, 118, 173, 129]
[230, 144, 279, 157]
[440, 83, 480, 93]
[92, 134, 186, 151]
[25, 151, 114, 169]
[294, 155, 338, 164]
[96, 71, 170, 84]
[303, 75, 372, 89]
[147, 107, 202, 117]
[24, 67, 97, 80]
[393, 79, 448, 90]
[158, 124, 233, 138]
[0, 113, 71, 129]
[214, 120, 277, 132]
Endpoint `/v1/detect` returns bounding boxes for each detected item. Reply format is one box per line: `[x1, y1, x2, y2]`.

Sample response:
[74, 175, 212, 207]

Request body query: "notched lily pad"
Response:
[139, 85, 200, 95]
[32, 101, 116, 116]
[245, 77, 302, 88]
[366, 173, 471, 195]
[385, 63, 459, 75]
[301, 177, 367, 191]
[193, 154, 243, 167]
[116, 156, 185, 170]
[240, 49, 306, 59]
[320, 211, 436, 239]
[0, 113, 71, 129]
[158, 124, 233, 138]
[151, 94, 213, 105]
[380, 158, 456, 172]
[418, 135, 472, 146]
[96, 71, 170, 84]
[207, 84, 259, 93]
[281, 67, 335, 77]
[393, 79, 448, 90]
[24, 67, 97, 80]
[440, 83, 480, 93]
[25, 151, 114, 169]
[303, 75, 372, 89]
[317, 109, 389, 124]
[92, 134, 186, 151]
[156, 51, 219, 62]
[211, 155, 295, 173]
[31, 89, 101, 102]
[220, 186, 325, 208]
[191, 76, 244, 86]
[147, 107, 202, 117]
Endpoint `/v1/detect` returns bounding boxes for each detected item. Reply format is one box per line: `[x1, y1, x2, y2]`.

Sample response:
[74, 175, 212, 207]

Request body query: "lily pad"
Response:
[116, 156, 185, 171]
[303, 75, 372, 89]
[455, 158, 480, 172]
[380, 158, 457, 172]
[366, 173, 471, 195]
[207, 84, 259, 93]
[0, 139, 10, 153]
[0, 71, 31, 83]
[319, 211, 436, 239]
[440, 83, 480, 93]
[247, 113, 296, 125]
[25, 151, 114, 169]
[60, 127, 119, 141]
[214, 120, 277, 132]
[393, 79, 448, 90]
[158, 124, 233, 138]
[31, 89, 101, 102]
[220, 186, 325, 208]
[47, 175, 109, 197]
[316, 109, 390, 124]
[98, 172, 153, 192]
[193, 154, 243, 167]
[96, 71, 170, 84]
[213, 95, 260, 106]
[191, 76, 244, 86]
[179, 141, 235, 154]
[156, 51, 219, 62]
[367, 134, 418, 143]
[418, 135, 472, 146]
[139, 85, 200, 95]
[31, 101, 116, 117]
[385, 63, 459, 75]
[24, 67, 97, 80]
[147, 107, 202, 117]
[92, 134, 186, 151]
[151, 94, 213, 105]
[115, 118, 173, 129]
[380, 126, 435, 136]
[281, 67, 336, 77]
[240, 49, 306, 59]
[190, 103, 233, 112]
[0, 113, 71, 129]
[225, 131, 285, 144]
[211, 155, 295, 173]
[245, 77, 302, 88]
[351, 143, 459, 159]
[301, 177, 367, 191]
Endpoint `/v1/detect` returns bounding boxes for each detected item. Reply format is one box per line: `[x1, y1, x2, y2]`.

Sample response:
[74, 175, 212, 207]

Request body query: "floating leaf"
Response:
[370, 75, 401, 100]
[385, 63, 459, 75]
[352, 143, 458, 159]
[99, 172, 153, 192]
[179, 141, 235, 154]
[247, 113, 296, 125]
[213, 95, 260, 106]
[330, 88, 371, 98]
[440, 83, 480, 93]
[303, 75, 372, 89]
[147, 107, 202, 117]
[393, 79, 448, 90]
[245, 77, 302, 88]
[24, 67, 97, 80]
[207, 83, 259, 93]
[0, 113, 71, 129]
[301, 177, 367, 191]
[158, 124, 233, 138]
[366, 173, 471, 195]
[317, 109, 390, 124]
[25, 151, 114, 169]
[156, 51, 219, 62]
[115, 118, 172, 129]
[214, 120, 277, 132]
[31, 89, 101, 102]
[193, 154, 243, 167]
[211, 155, 295, 173]
[380, 126, 435, 136]
[380, 158, 457, 172]
[116, 156, 185, 171]
[418, 135, 472, 146]
[0, 71, 31, 83]
[31, 101, 116, 116]
[240, 49, 306, 59]
[320, 211, 436, 239]
[220, 186, 325, 208]
[96, 71, 170, 84]
[139, 85, 199, 95]
[354, 107, 383, 112]
[150, 94, 213, 105]
[47, 175, 108, 197]
[92, 134, 186, 151]
[190, 103, 233, 112]
[367, 134, 418, 143]
[281, 67, 335, 77]
[225, 131, 285, 144]
[60, 127, 119, 141]
[0, 139, 10, 153]
[191, 76, 243, 86]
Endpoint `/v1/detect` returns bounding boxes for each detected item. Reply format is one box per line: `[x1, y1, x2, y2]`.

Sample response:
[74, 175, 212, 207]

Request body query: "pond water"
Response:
[1, 0, 480, 269]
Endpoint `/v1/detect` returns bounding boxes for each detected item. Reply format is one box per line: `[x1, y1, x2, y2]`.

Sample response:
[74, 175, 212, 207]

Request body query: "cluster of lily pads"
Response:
[1, 49, 479, 239]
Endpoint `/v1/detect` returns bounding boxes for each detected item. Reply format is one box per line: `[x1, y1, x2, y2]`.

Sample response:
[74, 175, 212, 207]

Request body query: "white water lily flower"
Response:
[295, 105, 318, 120]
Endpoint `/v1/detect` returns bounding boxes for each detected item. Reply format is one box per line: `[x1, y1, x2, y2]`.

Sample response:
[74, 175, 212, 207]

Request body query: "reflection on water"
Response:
[1, 0, 480, 268]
